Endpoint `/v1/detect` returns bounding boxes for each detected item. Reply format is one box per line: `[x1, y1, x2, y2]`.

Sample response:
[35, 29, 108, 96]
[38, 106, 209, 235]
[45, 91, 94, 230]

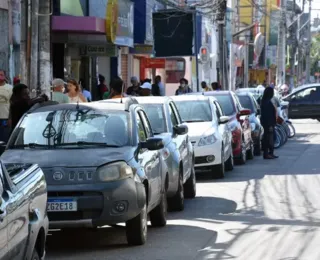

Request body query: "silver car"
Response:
[136, 97, 196, 211]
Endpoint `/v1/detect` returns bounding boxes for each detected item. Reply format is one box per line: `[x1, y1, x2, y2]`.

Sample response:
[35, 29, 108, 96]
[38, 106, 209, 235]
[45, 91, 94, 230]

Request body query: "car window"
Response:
[170, 102, 182, 124]
[143, 104, 167, 134]
[175, 100, 213, 122]
[136, 112, 147, 142]
[214, 95, 236, 116]
[292, 87, 320, 101]
[168, 104, 179, 127]
[9, 109, 130, 148]
[233, 95, 243, 111]
[139, 111, 153, 138]
[213, 101, 222, 119]
[237, 95, 254, 112]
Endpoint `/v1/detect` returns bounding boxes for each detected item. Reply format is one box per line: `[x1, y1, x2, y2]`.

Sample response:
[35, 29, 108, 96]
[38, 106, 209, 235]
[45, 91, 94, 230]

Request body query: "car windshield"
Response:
[9, 109, 130, 149]
[213, 95, 236, 116]
[174, 100, 212, 122]
[143, 104, 167, 134]
[237, 95, 254, 112]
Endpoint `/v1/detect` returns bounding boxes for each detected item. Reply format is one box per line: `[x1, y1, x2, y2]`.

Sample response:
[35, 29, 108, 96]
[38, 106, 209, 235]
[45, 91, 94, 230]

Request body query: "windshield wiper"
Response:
[10, 143, 49, 149]
[54, 141, 120, 148]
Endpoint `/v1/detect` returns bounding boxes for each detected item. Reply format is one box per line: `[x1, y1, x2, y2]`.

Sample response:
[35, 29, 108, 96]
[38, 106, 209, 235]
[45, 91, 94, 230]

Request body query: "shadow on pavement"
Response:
[46, 224, 218, 260]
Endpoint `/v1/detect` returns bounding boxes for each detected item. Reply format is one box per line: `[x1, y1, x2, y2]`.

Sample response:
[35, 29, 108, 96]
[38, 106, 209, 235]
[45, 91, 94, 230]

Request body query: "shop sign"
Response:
[144, 58, 165, 68]
[80, 45, 117, 56]
[129, 45, 153, 54]
[105, 0, 119, 44]
[115, 0, 134, 47]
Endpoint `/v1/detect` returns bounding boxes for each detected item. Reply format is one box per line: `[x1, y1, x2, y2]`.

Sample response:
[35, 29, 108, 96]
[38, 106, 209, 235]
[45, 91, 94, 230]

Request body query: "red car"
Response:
[203, 91, 254, 164]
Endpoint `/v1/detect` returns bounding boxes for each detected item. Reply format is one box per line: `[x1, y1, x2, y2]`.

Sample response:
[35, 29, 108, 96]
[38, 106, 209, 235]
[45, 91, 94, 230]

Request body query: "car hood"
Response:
[184, 122, 214, 137]
[1, 147, 135, 167]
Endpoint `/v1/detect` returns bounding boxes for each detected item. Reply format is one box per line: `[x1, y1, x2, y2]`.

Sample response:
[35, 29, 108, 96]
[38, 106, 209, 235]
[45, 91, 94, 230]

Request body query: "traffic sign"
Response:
[199, 46, 210, 64]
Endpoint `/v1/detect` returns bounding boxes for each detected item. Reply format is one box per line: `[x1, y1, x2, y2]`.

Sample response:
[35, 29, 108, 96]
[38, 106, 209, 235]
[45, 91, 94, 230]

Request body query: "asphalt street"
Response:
[46, 119, 320, 260]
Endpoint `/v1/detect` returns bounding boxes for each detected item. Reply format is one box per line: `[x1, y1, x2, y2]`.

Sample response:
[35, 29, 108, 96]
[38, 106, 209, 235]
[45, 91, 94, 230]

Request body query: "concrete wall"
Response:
[0, 9, 9, 75]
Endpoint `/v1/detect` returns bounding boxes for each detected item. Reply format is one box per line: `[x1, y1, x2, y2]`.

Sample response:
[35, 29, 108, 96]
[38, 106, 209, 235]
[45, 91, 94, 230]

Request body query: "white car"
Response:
[171, 95, 233, 178]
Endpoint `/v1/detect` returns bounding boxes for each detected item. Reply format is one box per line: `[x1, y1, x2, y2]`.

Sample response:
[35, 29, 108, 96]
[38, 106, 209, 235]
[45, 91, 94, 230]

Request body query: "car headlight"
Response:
[97, 162, 133, 182]
[250, 123, 256, 131]
[198, 134, 217, 146]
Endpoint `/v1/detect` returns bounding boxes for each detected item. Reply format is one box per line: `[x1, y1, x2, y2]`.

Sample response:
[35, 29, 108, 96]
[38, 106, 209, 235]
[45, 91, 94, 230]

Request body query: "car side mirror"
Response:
[219, 116, 229, 124]
[173, 124, 188, 135]
[140, 137, 164, 151]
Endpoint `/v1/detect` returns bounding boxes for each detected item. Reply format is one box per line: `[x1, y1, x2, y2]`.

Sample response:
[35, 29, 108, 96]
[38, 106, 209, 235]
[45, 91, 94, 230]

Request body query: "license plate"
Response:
[47, 199, 77, 212]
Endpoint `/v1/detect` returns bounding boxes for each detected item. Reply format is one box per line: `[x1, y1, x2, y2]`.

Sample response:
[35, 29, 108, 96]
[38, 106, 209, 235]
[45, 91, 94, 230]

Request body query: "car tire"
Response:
[236, 139, 247, 165]
[31, 249, 40, 260]
[168, 169, 184, 211]
[225, 152, 234, 171]
[150, 191, 167, 227]
[213, 146, 225, 179]
[184, 166, 196, 199]
[247, 141, 254, 160]
[126, 200, 148, 245]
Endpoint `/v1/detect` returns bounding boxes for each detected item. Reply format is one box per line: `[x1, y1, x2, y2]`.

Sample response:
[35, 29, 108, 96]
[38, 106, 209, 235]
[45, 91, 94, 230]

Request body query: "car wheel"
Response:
[150, 190, 167, 227]
[31, 249, 40, 260]
[247, 141, 254, 160]
[126, 199, 148, 245]
[237, 139, 247, 165]
[184, 165, 196, 199]
[212, 146, 225, 179]
[168, 169, 184, 211]
[225, 152, 234, 171]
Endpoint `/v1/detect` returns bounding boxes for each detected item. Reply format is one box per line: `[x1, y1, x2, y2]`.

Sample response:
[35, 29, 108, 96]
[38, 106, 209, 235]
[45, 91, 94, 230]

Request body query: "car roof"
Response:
[291, 83, 320, 93]
[29, 101, 133, 114]
[202, 90, 232, 96]
[133, 96, 173, 105]
[170, 94, 215, 102]
[236, 91, 255, 97]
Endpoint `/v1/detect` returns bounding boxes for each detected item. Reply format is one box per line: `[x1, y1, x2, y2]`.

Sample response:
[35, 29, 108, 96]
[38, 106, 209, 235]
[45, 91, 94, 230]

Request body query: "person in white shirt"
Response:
[0, 69, 12, 142]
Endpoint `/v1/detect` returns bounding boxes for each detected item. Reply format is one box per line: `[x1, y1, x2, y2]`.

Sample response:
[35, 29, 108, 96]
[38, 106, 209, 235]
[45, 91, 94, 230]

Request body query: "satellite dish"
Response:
[254, 32, 265, 58]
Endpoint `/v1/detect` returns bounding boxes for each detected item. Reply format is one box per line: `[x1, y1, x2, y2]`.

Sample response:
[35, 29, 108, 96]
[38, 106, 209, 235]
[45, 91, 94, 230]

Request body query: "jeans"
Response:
[262, 125, 274, 157]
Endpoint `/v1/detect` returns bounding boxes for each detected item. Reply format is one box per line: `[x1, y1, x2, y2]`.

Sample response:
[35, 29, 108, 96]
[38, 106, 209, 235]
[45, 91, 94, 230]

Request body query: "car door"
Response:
[288, 87, 318, 119]
[0, 169, 9, 260]
[213, 101, 230, 158]
[138, 110, 162, 207]
[233, 94, 251, 145]
[168, 102, 189, 180]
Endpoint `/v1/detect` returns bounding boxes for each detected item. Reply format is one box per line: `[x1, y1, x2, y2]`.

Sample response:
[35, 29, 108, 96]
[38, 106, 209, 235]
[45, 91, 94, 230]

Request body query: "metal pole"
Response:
[276, 0, 286, 87]
[30, 0, 39, 98]
[289, 0, 296, 88]
[218, 21, 224, 89]
[305, 0, 312, 83]
[193, 12, 200, 92]
[244, 33, 249, 88]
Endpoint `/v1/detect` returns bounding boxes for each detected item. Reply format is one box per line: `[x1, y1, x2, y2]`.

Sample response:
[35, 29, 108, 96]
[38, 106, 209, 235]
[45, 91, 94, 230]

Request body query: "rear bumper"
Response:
[48, 178, 146, 228]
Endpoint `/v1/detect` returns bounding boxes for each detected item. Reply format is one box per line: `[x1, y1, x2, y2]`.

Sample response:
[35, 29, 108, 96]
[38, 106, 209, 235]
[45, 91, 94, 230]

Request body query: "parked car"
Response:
[283, 84, 320, 120]
[134, 97, 196, 211]
[171, 95, 233, 178]
[236, 92, 264, 155]
[202, 91, 253, 164]
[0, 160, 48, 260]
[1, 100, 168, 246]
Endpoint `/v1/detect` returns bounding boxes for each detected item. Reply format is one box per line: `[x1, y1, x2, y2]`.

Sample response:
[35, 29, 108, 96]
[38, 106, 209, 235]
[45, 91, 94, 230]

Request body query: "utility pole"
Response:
[30, 0, 39, 97]
[20, 0, 28, 84]
[229, 0, 236, 91]
[276, 0, 287, 87]
[39, 0, 52, 97]
[305, 0, 312, 83]
[289, 0, 297, 87]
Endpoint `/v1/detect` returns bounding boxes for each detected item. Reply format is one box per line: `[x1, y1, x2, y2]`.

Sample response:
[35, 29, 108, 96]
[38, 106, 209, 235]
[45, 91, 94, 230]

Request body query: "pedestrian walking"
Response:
[260, 87, 278, 159]
[140, 79, 152, 96]
[211, 82, 220, 91]
[175, 78, 192, 95]
[98, 74, 108, 100]
[109, 78, 125, 99]
[0, 69, 13, 142]
[155, 75, 165, 96]
[126, 76, 141, 96]
[201, 81, 212, 92]
[51, 78, 69, 104]
[67, 79, 87, 103]
[9, 84, 48, 130]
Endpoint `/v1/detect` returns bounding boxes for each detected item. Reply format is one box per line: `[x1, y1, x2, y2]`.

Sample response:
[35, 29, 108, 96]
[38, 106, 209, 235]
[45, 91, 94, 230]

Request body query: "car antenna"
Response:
[120, 82, 125, 104]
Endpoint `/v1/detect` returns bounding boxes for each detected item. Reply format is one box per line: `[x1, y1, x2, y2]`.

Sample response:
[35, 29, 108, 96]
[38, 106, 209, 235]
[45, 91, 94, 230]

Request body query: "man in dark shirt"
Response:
[126, 76, 141, 96]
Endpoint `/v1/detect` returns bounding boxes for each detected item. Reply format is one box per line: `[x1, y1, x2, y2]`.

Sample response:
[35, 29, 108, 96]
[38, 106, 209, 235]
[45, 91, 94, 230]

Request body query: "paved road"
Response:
[47, 120, 320, 260]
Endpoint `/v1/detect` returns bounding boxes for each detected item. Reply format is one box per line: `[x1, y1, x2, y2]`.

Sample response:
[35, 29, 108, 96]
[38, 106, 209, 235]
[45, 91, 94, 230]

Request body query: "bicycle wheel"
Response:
[276, 124, 286, 145]
[282, 122, 291, 138]
[279, 124, 288, 144]
[274, 127, 282, 149]
[286, 121, 295, 138]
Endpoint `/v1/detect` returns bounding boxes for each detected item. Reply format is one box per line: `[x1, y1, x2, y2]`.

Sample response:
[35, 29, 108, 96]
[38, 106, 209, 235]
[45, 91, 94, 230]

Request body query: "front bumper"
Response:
[193, 142, 222, 168]
[47, 178, 146, 228]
